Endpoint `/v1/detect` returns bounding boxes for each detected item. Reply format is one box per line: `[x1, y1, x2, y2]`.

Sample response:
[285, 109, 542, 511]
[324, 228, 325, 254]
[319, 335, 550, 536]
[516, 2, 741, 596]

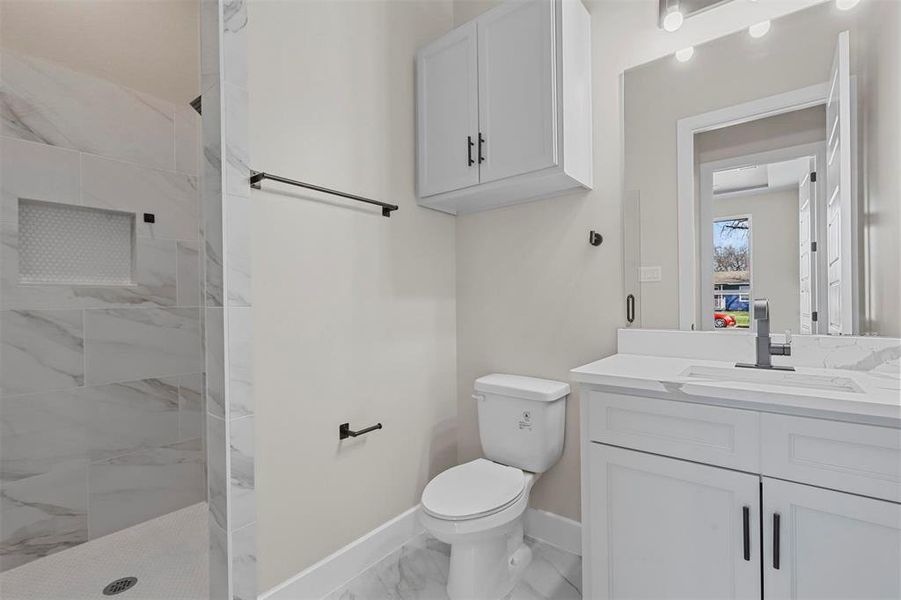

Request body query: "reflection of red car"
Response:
[714, 313, 736, 328]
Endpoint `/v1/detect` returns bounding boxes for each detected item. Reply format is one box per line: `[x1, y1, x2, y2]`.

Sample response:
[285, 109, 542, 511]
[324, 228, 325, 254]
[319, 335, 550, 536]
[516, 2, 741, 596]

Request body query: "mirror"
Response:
[622, 0, 899, 337]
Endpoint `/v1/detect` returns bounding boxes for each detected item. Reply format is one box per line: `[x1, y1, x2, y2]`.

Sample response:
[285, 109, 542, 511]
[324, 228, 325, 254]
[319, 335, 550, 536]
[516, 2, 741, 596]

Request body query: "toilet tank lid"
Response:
[474, 374, 570, 402]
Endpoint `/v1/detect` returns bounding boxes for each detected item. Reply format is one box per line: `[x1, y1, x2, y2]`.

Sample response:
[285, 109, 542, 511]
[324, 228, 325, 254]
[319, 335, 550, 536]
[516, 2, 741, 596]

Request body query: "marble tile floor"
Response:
[324, 534, 582, 600]
[0, 502, 208, 600]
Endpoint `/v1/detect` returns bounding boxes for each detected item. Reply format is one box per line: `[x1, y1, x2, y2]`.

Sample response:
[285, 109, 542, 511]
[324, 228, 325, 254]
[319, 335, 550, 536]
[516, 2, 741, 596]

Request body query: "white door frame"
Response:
[699, 142, 828, 333]
[676, 83, 829, 330]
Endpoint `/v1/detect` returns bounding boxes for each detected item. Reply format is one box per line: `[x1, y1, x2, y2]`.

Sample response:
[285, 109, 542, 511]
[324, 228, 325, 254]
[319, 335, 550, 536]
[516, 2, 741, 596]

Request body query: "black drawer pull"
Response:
[467, 135, 475, 166]
[478, 133, 486, 163]
[742, 506, 751, 561]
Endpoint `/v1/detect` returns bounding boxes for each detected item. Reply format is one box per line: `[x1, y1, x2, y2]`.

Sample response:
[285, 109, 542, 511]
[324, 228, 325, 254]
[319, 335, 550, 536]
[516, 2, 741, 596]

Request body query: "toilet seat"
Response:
[422, 459, 525, 521]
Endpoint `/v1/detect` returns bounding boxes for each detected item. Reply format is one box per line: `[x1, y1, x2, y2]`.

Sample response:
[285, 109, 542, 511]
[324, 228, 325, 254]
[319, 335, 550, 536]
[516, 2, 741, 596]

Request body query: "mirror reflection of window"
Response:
[712, 218, 750, 330]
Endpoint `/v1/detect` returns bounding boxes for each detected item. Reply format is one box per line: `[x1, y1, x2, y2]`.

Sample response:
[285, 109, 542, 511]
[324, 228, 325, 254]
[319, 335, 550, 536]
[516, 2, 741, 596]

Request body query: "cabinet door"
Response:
[588, 444, 761, 600]
[763, 477, 901, 600]
[477, 0, 557, 184]
[416, 23, 479, 197]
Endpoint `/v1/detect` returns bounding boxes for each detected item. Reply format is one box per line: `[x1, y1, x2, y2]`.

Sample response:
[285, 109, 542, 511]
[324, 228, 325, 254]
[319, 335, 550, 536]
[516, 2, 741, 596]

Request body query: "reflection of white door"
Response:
[798, 168, 814, 334]
[826, 31, 857, 335]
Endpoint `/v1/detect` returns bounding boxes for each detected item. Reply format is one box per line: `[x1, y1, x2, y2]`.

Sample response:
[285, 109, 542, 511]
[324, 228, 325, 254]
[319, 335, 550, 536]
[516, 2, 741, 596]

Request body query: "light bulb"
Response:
[836, 0, 861, 9]
[748, 20, 771, 38]
[675, 46, 695, 62]
[663, 8, 684, 32]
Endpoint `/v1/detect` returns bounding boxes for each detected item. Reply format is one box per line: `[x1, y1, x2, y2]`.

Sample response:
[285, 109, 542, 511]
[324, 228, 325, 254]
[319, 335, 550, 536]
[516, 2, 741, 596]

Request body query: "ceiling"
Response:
[713, 157, 811, 196]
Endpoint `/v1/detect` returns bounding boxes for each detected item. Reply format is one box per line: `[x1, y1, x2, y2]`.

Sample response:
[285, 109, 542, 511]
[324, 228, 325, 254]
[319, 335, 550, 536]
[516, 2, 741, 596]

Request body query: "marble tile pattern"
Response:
[0, 48, 206, 573]
[88, 438, 205, 539]
[229, 416, 255, 531]
[323, 535, 583, 600]
[201, 1, 257, 598]
[0, 309, 84, 395]
[83, 307, 203, 385]
[617, 328, 901, 374]
[1, 52, 175, 171]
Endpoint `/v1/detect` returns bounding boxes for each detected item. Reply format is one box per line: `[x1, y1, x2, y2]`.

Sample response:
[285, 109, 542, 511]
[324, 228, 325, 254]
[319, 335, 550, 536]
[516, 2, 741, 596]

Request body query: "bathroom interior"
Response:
[0, 0, 898, 599]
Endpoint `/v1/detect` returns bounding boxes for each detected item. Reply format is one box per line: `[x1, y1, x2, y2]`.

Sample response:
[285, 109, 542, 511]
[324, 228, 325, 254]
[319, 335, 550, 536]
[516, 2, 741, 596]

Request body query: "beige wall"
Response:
[0, 0, 199, 105]
[713, 189, 801, 333]
[248, 0, 457, 590]
[250, 0, 834, 590]
[858, 0, 901, 337]
[454, 0, 825, 523]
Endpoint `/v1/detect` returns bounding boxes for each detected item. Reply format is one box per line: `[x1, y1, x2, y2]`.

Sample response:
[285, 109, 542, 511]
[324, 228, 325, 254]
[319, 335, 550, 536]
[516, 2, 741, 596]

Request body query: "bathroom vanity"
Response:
[573, 330, 901, 600]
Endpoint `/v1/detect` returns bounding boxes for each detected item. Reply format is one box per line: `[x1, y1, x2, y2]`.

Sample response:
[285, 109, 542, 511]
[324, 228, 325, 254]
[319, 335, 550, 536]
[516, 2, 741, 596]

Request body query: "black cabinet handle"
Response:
[626, 294, 636, 324]
[773, 513, 781, 570]
[478, 133, 486, 163]
[467, 135, 475, 166]
[742, 506, 751, 561]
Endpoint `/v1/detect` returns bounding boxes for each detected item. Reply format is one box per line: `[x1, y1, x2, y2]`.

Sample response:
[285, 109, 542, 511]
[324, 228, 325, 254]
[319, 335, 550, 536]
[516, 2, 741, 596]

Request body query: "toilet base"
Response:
[445, 521, 531, 600]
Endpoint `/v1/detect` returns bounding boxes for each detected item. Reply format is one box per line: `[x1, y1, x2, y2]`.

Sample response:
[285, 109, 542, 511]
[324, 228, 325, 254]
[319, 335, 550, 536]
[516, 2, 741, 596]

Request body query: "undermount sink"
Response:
[681, 365, 865, 394]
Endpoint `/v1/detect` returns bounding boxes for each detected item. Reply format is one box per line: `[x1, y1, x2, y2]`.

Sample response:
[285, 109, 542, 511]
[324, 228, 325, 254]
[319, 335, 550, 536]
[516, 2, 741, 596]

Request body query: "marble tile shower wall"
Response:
[202, 1, 257, 598]
[0, 51, 205, 572]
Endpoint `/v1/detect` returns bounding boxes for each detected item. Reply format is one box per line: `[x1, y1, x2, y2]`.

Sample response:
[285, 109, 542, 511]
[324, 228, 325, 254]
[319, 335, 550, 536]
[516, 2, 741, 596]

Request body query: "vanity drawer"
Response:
[587, 391, 760, 471]
[761, 413, 901, 502]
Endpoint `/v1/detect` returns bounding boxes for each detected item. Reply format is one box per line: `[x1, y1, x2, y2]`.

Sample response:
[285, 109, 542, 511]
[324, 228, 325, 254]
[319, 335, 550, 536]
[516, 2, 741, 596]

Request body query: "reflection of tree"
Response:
[714, 245, 749, 272]
[720, 219, 749, 237]
[714, 219, 750, 273]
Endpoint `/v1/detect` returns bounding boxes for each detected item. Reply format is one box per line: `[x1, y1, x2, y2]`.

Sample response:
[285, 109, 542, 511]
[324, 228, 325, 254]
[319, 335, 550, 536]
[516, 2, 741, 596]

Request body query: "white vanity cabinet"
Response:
[581, 390, 901, 600]
[415, 0, 592, 214]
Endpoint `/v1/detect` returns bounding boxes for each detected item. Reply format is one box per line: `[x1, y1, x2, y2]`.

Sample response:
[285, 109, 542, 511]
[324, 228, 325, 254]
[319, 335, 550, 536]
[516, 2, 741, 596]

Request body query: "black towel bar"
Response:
[250, 170, 398, 217]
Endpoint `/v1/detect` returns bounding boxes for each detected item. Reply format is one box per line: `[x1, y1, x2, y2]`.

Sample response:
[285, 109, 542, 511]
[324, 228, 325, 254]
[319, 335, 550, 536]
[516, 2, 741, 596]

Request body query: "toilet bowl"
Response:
[420, 459, 538, 600]
[420, 373, 570, 600]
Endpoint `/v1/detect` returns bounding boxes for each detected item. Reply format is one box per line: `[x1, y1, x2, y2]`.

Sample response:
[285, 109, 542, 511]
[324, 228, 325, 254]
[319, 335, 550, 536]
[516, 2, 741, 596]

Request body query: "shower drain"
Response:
[102, 577, 138, 596]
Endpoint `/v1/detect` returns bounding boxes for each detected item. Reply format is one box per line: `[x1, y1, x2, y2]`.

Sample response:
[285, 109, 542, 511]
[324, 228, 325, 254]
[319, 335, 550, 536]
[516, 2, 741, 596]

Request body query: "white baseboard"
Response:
[259, 505, 424, 600]
[260, 505, 582, 600]
[524, 508, 582, 556]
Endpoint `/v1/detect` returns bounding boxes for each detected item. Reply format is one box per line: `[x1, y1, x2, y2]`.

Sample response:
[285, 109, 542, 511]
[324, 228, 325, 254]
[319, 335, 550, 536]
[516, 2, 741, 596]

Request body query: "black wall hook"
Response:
[589, 230, 603, 246]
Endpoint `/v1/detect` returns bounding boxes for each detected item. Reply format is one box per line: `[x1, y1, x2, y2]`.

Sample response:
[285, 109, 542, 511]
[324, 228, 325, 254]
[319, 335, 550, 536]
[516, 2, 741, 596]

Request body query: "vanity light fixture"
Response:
[675, 46, 695, 62]
[748, 20, 771, 38]
[836, 0, 861, 10]
[662, 0, 684, 32]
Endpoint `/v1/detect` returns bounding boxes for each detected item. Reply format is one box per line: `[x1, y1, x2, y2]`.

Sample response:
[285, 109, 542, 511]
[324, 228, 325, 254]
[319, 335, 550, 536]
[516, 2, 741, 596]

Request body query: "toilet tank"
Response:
[474, 374, 570, 473]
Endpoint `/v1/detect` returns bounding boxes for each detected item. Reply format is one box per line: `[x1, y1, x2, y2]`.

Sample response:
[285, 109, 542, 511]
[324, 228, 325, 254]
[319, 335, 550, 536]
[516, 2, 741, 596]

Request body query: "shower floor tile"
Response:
[323, 534, 582, 600]
[0, 502, 208, 600]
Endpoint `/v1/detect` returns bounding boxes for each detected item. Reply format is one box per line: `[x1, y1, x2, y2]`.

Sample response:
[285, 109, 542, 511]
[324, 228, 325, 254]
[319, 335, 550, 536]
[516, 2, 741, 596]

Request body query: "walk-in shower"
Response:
[0, 2, 215, 598]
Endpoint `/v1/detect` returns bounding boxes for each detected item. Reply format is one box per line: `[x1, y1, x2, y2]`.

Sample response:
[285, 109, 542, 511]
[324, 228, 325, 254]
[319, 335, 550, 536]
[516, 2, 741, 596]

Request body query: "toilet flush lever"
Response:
[472, 393, 485, 403]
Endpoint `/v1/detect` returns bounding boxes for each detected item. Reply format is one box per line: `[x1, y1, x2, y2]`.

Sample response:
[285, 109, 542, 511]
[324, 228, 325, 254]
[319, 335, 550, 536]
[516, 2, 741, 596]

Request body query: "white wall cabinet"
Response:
[581, 391, 901, 600]
[415, 0, 592, 214]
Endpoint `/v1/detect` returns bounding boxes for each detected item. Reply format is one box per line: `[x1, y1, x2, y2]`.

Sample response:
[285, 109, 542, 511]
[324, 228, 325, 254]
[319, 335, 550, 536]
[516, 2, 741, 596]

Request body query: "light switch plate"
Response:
[639, 266, 662, 282]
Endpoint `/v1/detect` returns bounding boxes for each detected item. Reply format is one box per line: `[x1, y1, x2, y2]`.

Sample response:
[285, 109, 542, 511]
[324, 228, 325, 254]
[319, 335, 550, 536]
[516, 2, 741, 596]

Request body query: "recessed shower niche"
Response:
[17, 198, 136, 286]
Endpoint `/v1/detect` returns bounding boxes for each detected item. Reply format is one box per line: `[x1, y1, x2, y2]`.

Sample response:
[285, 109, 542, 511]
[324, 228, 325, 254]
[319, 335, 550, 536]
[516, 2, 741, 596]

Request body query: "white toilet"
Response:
[420, 374, 569, 600]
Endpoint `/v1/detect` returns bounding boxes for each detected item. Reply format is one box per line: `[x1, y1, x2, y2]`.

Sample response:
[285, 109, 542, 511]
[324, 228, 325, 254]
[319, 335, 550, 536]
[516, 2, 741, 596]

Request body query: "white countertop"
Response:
[571, 353, 901, 427]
